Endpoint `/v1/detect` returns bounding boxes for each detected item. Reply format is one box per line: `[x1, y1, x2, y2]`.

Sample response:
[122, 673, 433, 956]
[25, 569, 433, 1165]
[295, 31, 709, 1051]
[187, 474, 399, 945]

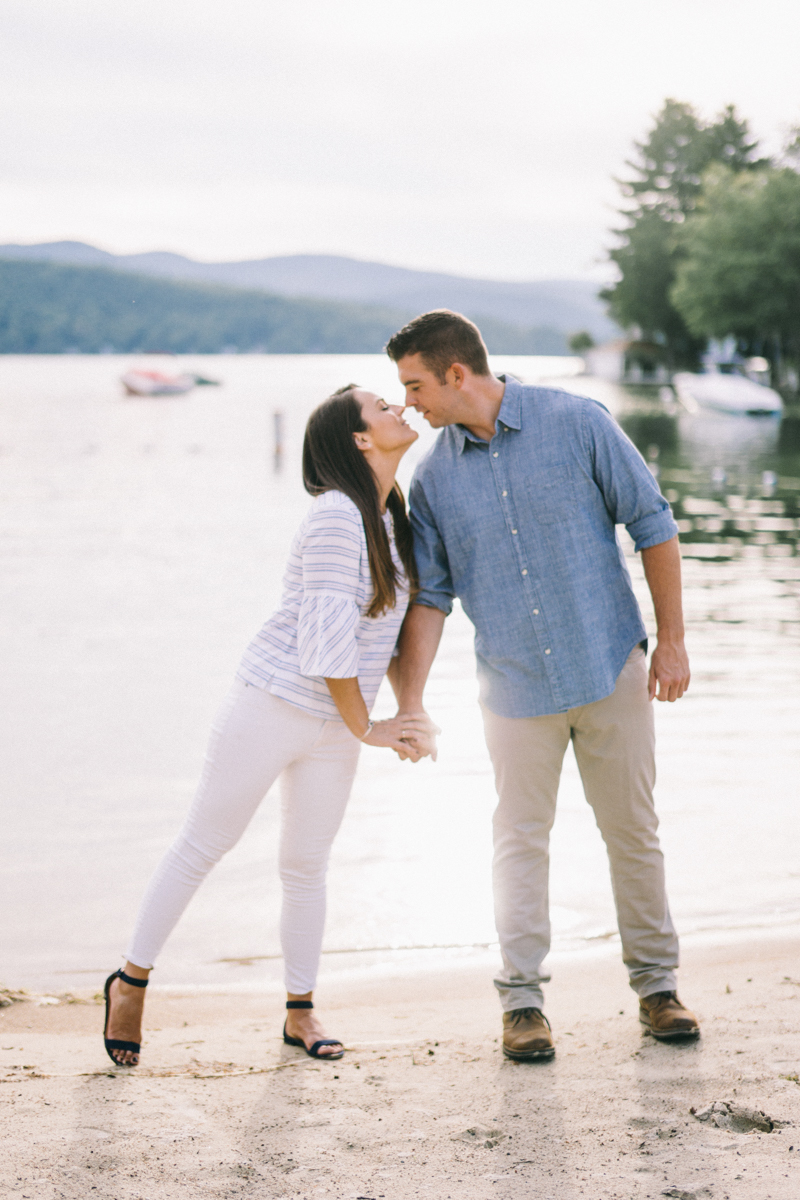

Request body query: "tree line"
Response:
[0, 259, 568, 356]
[602, 99, 800, 385]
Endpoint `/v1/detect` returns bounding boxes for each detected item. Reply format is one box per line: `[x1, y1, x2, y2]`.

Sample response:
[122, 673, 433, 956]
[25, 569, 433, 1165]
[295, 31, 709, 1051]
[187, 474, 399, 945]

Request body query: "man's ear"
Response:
[447, 362, 466, 388]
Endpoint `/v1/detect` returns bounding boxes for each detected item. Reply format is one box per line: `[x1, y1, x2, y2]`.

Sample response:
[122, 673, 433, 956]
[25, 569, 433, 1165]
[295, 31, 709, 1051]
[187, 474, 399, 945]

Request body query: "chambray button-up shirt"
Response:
[408, 377, 679, 718]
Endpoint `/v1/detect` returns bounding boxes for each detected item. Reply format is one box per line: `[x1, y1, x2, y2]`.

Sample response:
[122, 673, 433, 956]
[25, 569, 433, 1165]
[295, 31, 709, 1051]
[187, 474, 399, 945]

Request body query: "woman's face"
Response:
[354, 389, 418, 453]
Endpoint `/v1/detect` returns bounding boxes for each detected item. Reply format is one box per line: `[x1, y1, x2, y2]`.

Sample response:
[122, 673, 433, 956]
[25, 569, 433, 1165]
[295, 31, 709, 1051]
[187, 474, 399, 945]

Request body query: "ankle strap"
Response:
[286, 1000, 313, 1009]
[118, 969, 148, 988]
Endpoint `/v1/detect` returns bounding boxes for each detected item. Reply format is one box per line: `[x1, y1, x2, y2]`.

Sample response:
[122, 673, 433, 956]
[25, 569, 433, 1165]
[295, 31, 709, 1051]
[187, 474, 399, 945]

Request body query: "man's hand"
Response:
[393, 710, 441, 762]
[362, 714, 433, 761]
[648, 638, 690, 702]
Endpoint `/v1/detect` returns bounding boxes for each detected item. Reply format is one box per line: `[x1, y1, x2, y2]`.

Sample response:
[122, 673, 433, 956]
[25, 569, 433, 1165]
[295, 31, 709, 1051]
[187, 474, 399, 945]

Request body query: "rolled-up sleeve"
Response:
[296, 504, 363, 678]
[583, 402, 679, 552]
[409, 475, 455, 615]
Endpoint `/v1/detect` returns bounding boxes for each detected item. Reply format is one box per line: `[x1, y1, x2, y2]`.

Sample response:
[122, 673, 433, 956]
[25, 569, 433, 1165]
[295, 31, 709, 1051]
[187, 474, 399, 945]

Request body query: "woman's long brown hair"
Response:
[302, 385, 418, 618]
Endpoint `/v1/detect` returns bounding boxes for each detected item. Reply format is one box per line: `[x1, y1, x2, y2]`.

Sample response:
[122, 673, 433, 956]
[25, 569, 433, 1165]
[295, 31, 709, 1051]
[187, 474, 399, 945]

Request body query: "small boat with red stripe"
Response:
[121, 369, 198, 396]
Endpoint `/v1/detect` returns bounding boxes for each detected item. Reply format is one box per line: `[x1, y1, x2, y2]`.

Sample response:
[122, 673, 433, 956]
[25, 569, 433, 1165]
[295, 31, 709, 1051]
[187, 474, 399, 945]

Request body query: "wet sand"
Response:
[2, 933, 799, 1199]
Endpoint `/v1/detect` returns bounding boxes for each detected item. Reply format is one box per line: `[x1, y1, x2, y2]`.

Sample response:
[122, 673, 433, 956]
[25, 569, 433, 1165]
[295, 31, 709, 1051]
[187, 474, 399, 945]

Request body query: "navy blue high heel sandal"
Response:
[282, 1000, 344, 1060]
[103, 969, 148, 1066]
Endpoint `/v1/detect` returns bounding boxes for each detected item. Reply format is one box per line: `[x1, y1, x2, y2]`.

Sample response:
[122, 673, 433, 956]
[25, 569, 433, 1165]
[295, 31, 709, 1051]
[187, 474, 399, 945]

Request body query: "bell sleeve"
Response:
[296, 502, 364, 678]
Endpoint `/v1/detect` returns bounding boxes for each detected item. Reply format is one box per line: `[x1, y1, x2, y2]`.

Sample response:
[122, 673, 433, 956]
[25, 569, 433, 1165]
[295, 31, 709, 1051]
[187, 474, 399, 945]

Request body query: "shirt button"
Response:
[533, 608, 539, 615]
[511, 529, 518, 535]
[502, 490, 507, 497]
[493, 451, 499, 458]
[545, 648, 551, 655]
[521, 569, 528, 576]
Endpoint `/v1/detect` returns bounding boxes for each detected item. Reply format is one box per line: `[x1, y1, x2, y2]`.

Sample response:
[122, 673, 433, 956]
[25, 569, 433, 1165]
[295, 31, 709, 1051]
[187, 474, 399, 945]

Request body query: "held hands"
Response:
[362, 712, 441, 762]
[648, 638, 691, 702]
[396, 710, 441, 762]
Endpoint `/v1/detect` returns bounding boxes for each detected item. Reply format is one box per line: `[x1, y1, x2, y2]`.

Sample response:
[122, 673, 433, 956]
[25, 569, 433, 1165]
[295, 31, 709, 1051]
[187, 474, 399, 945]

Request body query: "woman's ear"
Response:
[353, 430, 371, 451]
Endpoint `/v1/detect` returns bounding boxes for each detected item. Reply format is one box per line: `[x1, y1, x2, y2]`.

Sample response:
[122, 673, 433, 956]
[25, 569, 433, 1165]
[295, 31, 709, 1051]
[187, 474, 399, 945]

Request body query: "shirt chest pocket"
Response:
[524, 467, 579, 525]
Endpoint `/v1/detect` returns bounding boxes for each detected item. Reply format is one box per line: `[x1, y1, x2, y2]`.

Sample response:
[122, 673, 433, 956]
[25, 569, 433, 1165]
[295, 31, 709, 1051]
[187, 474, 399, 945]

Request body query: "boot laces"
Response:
[509, 1007, 549, 1027]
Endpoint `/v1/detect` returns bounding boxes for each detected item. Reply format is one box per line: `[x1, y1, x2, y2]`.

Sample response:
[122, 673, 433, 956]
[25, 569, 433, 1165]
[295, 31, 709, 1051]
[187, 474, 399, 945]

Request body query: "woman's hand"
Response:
[362, 715, 435, 761]
[391, 711, 441, 762]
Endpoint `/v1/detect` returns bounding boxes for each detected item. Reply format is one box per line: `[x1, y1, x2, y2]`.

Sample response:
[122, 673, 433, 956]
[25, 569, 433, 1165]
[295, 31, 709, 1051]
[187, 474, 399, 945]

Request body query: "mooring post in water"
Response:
[273, 410, 285, 472]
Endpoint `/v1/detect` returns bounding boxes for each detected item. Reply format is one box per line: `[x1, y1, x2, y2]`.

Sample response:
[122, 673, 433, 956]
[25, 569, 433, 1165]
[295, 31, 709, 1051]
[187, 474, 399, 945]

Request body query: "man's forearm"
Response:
[640, 535, 690, 701]
[641, 536, 685, 640]
[390, 603, 447, 711]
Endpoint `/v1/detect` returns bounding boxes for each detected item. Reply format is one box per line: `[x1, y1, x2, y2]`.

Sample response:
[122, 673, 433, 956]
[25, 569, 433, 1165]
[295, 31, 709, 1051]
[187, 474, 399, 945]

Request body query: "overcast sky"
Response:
[2, 0, 799, 280]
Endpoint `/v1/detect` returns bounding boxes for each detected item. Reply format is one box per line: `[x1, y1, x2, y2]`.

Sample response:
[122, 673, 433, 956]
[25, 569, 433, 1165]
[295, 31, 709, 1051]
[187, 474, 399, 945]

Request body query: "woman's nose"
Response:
[389, 404, 405, 415]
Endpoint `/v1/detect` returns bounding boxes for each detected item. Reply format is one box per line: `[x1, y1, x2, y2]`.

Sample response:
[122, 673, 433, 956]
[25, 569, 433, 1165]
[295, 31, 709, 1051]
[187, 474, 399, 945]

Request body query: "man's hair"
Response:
[384, 309, 491, 382]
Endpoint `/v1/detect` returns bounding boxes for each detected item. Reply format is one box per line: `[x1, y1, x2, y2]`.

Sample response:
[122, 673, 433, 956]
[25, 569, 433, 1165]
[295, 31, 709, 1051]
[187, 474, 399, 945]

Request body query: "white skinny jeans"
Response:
[126, 679, 361, 993]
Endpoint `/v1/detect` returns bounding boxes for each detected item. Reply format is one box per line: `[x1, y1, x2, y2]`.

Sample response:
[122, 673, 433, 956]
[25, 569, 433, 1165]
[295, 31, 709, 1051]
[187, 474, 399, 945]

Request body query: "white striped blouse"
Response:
[237, 490, 410, 720]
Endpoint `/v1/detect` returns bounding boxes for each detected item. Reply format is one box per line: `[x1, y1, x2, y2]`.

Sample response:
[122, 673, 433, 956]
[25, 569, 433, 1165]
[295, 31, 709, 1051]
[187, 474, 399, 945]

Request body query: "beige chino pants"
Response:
[482, 647, 679, 1012]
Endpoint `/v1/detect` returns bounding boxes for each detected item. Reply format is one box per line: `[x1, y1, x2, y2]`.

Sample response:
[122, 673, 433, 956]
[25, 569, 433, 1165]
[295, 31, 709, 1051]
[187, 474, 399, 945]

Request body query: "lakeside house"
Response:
[584, 338, 670, 384]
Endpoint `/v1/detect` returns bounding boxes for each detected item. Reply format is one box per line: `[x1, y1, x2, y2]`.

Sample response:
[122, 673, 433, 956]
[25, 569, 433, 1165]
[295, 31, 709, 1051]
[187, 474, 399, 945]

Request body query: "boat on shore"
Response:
[673, 368, 783, 416]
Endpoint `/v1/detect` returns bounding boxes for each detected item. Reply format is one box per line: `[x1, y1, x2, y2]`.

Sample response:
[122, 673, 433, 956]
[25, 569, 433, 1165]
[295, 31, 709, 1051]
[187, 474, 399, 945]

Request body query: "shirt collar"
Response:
[453, 375, 523, 452]
[497, 376, 523, 430]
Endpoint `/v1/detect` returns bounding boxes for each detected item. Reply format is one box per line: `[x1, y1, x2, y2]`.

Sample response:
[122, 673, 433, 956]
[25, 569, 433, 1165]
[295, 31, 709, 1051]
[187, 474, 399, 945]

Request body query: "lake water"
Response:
[1, 354, 799, 995]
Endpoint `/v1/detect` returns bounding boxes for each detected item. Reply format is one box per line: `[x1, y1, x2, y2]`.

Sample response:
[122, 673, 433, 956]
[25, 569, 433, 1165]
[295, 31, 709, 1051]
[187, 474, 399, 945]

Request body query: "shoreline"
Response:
[12, 917, 800, 1001]
[2, 932, 799, 1198]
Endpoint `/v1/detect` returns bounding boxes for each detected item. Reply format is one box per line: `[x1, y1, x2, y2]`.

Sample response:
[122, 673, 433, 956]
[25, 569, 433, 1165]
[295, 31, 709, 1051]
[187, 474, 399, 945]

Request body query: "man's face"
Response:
[395, 353, 460, 428]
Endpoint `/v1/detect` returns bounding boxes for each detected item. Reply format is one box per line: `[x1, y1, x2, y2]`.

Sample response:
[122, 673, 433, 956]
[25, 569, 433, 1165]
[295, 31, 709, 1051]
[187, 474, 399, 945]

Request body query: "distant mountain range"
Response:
[0, 260, 411, 355]
[0, 241, 616, 343]
[0, 259, 583, 356]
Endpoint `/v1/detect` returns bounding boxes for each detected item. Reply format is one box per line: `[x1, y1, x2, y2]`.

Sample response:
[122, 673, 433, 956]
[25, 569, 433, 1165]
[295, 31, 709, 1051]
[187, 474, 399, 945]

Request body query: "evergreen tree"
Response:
[602, 100, 767, 367]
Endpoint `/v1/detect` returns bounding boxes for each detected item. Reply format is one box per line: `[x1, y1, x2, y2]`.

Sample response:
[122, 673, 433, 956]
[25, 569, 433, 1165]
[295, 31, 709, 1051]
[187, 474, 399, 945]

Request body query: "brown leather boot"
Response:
[639, 991, 700, 1040]
[502, 1007, 555, 1061]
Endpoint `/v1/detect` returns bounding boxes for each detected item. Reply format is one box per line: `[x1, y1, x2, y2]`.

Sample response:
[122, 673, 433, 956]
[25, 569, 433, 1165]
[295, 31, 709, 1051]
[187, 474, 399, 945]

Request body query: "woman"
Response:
[103, 385, 434, 1066]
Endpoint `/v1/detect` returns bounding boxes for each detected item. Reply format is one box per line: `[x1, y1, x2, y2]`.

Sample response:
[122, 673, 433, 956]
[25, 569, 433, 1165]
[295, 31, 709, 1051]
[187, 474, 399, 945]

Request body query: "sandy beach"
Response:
[3, 933, 799, 1200]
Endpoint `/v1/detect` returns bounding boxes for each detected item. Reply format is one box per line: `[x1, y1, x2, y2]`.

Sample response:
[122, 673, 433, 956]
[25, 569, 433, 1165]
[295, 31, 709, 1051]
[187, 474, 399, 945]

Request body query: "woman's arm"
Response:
[299, 502, 434, 758]
[324, 677, 433, 760]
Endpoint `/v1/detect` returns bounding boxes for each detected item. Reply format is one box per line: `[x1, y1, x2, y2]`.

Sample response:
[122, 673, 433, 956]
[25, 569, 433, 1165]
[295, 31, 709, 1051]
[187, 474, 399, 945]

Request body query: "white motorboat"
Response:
[673, 368, 783, 416]
[121, 369, 197, 397]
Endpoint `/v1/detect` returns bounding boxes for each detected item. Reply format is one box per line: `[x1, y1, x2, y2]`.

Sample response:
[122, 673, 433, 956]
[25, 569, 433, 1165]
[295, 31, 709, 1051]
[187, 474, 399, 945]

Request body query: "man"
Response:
[386, 310, 699, 1061]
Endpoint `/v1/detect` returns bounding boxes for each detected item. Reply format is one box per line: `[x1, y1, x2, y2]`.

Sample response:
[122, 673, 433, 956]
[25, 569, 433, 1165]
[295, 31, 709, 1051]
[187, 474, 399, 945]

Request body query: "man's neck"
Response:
[459, 375, 506, 442]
